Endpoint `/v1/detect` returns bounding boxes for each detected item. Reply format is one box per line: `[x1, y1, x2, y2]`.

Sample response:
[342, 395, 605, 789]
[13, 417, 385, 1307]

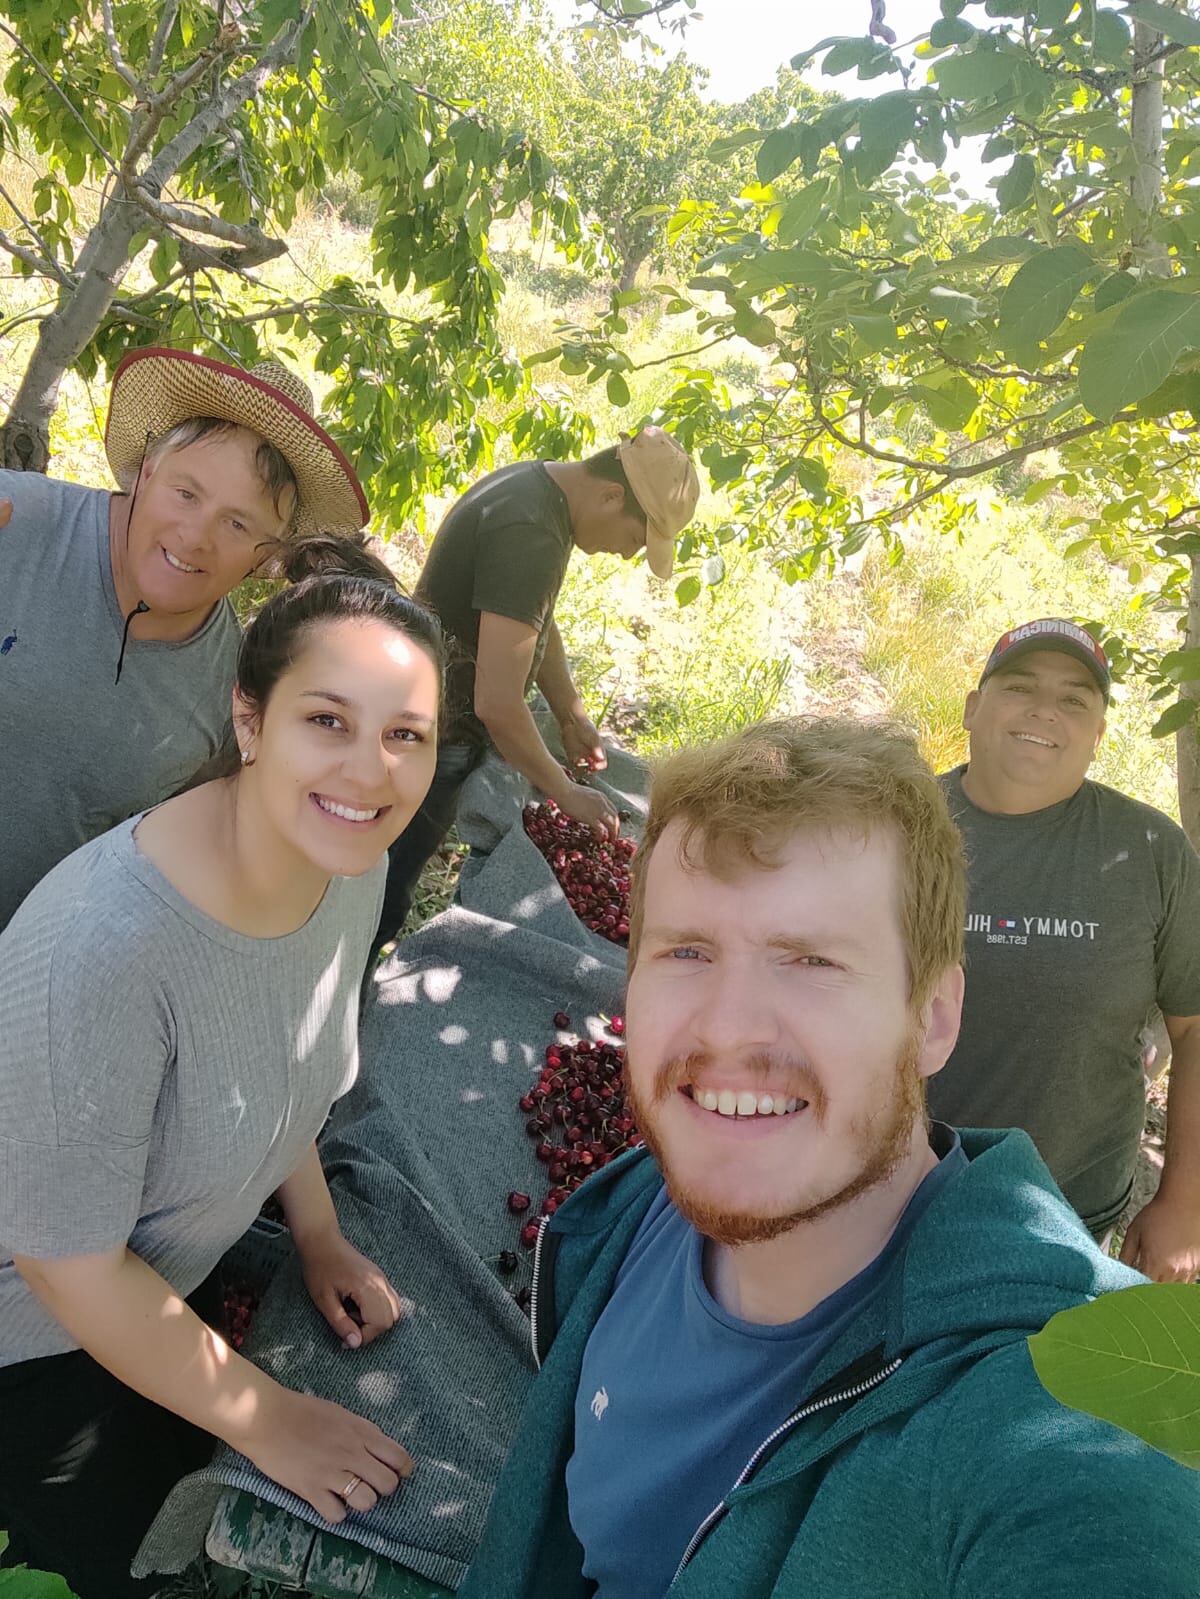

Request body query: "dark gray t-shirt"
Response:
[930, 769, 1200, 1230]
[416, 462, 574, 745]
[0, 469, 240, 931]
[0, 817, 385, 1365]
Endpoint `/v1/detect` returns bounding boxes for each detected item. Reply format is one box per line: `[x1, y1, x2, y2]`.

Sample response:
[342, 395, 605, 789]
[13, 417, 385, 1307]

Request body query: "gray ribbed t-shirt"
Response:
[0, 468, 240, 932]
[0, 817, 385, 1366]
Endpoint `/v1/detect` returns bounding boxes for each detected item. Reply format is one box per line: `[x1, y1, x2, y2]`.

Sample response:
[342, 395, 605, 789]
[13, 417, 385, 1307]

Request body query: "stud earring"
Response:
[240, 748, 254, 767]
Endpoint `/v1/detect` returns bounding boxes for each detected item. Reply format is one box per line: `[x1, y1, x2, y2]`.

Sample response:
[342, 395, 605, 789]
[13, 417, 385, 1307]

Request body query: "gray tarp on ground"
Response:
[137, 735, 647, 1588]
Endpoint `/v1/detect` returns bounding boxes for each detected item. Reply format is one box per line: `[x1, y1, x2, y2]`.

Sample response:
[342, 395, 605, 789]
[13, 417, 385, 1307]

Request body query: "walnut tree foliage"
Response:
[0, 0, 599, 520]
[400, 0, 820, 296]
[543, 0, 1200, 830]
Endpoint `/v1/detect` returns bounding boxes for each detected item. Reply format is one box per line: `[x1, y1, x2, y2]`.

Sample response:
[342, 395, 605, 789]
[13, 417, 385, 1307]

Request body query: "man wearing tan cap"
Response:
[0, 346, 368, 932]
[374, 426, 699, 950]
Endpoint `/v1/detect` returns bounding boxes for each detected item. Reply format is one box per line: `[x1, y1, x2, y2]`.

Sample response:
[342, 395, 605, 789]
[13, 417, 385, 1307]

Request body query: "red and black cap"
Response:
[979, 618, 1110, 702]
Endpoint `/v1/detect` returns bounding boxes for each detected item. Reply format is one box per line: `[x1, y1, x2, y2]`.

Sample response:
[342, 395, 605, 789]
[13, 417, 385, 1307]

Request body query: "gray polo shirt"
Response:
[0, 468, 240, 931]
[0, 818, 385, 1366]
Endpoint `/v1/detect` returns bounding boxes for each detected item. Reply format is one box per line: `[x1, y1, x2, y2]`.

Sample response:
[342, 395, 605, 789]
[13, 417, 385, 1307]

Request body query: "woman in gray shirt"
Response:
[0, 538, 443, 1597]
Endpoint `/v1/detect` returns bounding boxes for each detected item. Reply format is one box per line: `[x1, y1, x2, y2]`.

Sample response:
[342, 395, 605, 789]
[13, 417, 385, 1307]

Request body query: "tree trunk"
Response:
[1178, 558, 1200, 845]
[1127, 13, 1200, 839]
[1129, 19, 1169, 276]
[617, 247, 648, 294]
[0, 196, 142, 472]
[0, 16, 304, 473]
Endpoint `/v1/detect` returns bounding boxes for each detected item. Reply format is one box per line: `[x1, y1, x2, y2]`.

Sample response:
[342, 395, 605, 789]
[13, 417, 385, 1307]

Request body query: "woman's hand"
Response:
[243, 1386, 413, 1524]
[298, 1230, 404, 1349]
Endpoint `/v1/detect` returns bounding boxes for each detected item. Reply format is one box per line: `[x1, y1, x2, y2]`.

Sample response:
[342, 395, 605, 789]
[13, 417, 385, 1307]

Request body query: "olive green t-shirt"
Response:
[930, 768, 1200, 1231]
[416, 462, 574, 745]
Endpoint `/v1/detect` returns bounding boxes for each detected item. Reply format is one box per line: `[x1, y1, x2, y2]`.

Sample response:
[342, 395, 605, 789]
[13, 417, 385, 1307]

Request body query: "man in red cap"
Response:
[0, 347, 367, 932]
[373, 426, 700, 951]
[929, 618, 1200, 1281]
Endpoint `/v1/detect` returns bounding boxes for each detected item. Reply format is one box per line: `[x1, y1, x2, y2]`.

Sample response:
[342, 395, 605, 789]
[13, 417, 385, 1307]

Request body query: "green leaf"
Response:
[1092, 7, 1132, 63]
[1036, 0, 1076, 25]
[1029, 1284, 1200, 1466]
[929, 15, 976, 46]
[756, 125, 806, 184]
[1151, 699, 1200, 738]
[0, 1565, 78, 1598]
[1137, 370, 1200, 420]
[998, 243, 1094, 352]
[1078, 289, 1200, 418]
[732, 305, 777, 347]
[856, 92, 917, 181]
[675, 574, 701, 606]
[707, 127, 768, 160]
[1121, 0, 1200, 46]
[258, 0, 302, 41]
[1094, 270, 1137, 312]
[849, 314, 899, 352]
[1161, 648, 1200, 683]
[821, 38, 897, 78]
[927, 285, 982, 325]
[776, 179, 829, 245]
[910, 375, 979, 430]
[944, 236, 1039, 268]
[995, 152, 1035, 212]
[934, 48, 1021, 102]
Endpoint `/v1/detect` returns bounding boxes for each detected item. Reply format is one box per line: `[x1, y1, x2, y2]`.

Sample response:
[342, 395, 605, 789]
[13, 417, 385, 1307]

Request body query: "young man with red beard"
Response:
[458, 718, 1199, 1599]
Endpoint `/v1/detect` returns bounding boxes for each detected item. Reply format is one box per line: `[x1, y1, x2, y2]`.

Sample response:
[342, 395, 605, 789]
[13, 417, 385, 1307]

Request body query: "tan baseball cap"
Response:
[617, 426, 700, 579]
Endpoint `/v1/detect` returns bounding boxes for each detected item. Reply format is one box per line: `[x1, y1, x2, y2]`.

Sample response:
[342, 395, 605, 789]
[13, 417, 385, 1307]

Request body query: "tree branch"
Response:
[123, 178, 287, 258]
[0, 183, 73, 287]
[226, 296, 426, 330]
[0, 222, 63, 282]
[138, 7, 314, 194]
[629, 335, 730, 370]
[126, 21, 245, 168]
[581, 0, 691, 20]
[147, 1, 180, 79]
[938, 352, 1071, 387]
[99, 0, 144, 95]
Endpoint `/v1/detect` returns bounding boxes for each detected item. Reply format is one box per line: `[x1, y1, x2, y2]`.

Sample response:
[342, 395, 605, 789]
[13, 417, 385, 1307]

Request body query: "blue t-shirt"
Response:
[566, 1130, 967, 1599]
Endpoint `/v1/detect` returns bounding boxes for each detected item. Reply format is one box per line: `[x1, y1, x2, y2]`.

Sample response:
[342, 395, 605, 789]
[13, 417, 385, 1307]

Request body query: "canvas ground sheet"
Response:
[137, 736, 647, 1588]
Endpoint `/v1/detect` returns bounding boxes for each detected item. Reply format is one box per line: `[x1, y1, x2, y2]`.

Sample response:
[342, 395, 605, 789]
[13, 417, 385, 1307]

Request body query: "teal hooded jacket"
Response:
[459, 1127, 1200, 1599]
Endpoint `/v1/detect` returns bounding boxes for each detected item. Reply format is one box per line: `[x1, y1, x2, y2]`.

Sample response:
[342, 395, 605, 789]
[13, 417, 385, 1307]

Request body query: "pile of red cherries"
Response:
[220, 1283, 259, 1351]
[522, 800, 637, 944]
[503, 1012, 641, 1306]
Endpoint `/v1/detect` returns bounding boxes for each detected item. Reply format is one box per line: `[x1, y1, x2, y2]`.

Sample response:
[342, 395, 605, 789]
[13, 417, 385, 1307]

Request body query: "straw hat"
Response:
[617, 426, 700, 579]
[105, 347, 368, 535]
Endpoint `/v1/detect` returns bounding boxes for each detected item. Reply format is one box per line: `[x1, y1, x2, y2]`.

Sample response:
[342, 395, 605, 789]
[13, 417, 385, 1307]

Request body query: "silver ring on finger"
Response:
[341, 1474, 362, 1500]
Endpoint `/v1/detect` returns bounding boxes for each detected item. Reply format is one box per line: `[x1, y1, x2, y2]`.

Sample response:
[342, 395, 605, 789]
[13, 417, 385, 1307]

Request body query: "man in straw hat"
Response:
[0, 345, 368, 932]
[373, 424, 700, 952]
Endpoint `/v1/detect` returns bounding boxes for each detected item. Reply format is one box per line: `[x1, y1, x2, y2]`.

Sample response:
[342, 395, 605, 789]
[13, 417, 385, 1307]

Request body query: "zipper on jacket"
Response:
[667, 1354, 905, 1589]
[529, 1214, 552, 1369]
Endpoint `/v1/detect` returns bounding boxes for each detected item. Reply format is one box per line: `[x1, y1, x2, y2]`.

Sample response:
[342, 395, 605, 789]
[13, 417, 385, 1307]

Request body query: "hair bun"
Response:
[281, 531, 398, 588]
